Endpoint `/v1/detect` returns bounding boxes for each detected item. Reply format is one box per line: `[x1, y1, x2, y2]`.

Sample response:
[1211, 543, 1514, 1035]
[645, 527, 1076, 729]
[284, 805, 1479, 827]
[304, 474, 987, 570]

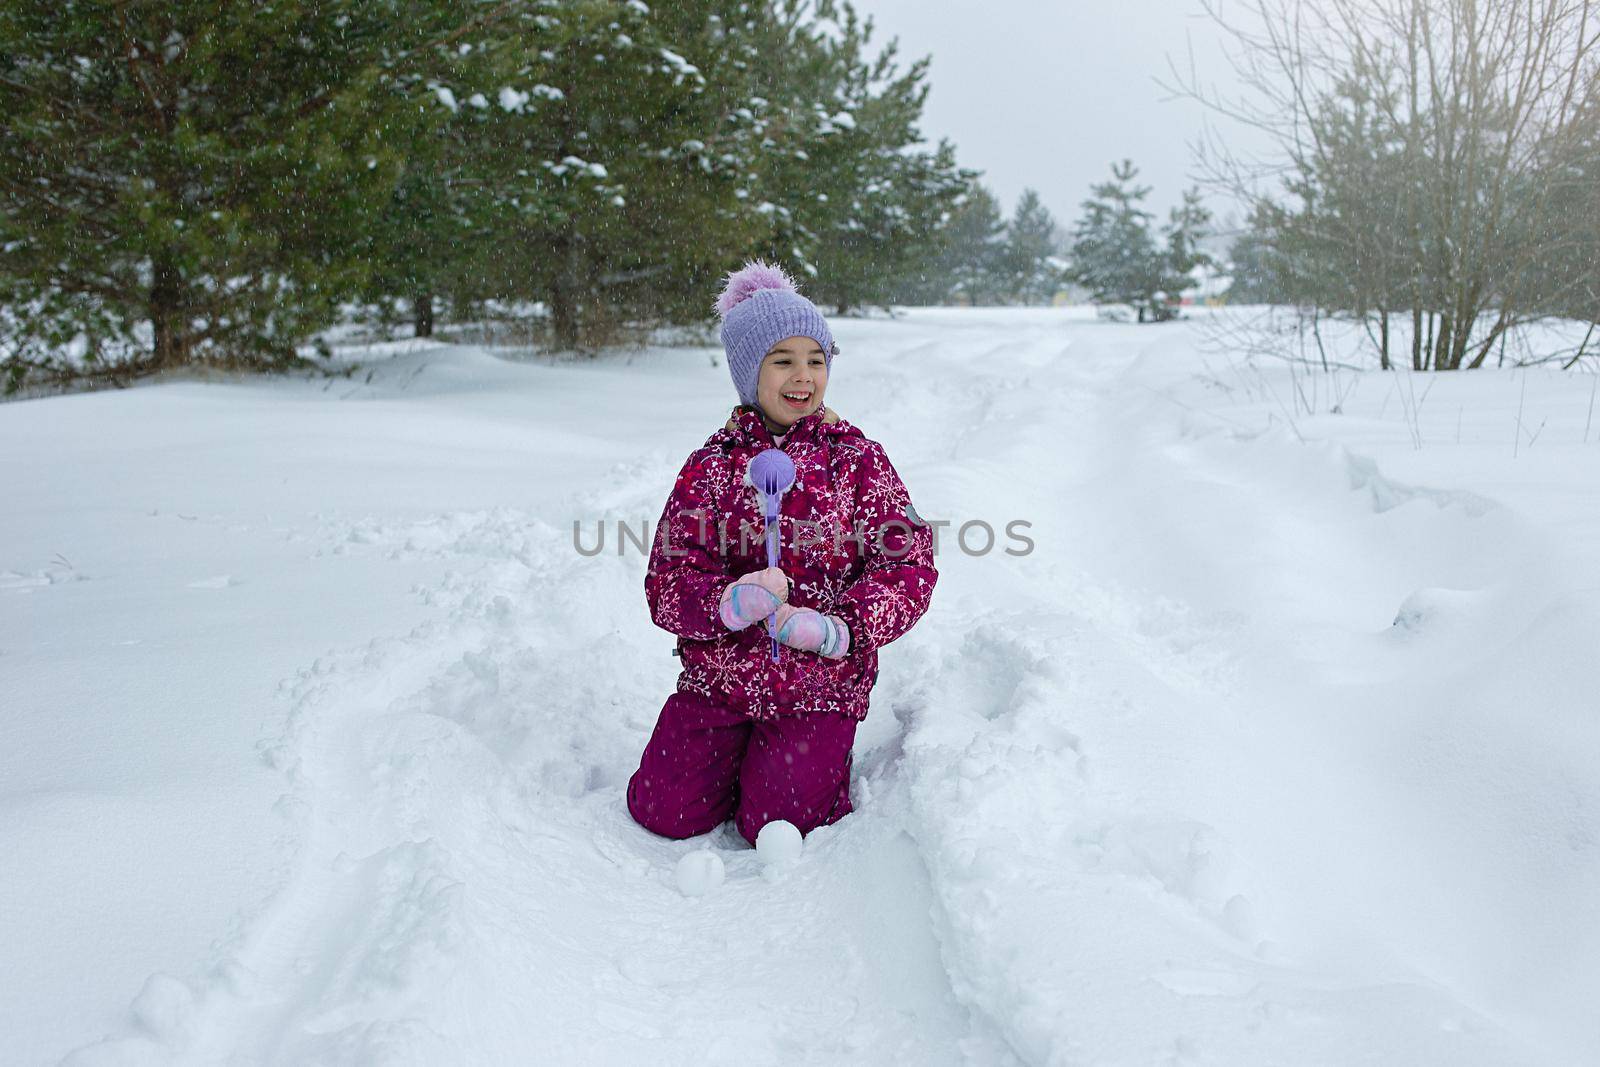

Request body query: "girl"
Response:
[627, 261, 938, 848]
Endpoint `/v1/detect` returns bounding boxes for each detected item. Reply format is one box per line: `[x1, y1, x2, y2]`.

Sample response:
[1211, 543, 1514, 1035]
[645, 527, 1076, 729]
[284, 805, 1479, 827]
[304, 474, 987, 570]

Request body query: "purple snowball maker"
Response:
[748, 448, 797, 661]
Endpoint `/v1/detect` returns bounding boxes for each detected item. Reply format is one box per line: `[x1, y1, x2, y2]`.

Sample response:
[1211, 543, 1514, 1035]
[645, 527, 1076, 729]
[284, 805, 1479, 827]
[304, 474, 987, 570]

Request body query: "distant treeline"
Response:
[11, 1, 1578, 392]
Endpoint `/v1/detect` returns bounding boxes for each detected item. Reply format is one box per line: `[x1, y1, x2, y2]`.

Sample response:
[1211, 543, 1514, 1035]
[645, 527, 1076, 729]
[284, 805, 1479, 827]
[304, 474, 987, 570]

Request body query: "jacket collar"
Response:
[716, 404, 856, 449]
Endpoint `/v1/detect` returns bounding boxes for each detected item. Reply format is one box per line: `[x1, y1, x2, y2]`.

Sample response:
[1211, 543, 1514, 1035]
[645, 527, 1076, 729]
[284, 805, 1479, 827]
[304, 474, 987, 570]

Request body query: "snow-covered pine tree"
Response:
[432, 0, 769, 351]
[907, 179, 1008, 305]
[351, 22, 521, 341]
[1067, 160, 1166, 322]
[740, 0, 967, 315]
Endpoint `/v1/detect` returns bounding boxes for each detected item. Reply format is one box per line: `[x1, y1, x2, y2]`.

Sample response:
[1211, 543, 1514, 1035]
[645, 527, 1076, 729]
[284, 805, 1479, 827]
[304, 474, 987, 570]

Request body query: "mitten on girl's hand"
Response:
[765, 603, 851, 659]
[718, 567, 790, 631]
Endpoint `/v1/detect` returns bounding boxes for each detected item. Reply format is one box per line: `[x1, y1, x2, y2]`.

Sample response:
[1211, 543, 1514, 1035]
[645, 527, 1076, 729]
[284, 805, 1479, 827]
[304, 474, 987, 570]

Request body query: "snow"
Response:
[674, 850, 726, 896]
[755, 819, 804, 865]
[547, 156, 608, 181]
[3, 308, 1598, 1064]
[658, 48, 701, 85]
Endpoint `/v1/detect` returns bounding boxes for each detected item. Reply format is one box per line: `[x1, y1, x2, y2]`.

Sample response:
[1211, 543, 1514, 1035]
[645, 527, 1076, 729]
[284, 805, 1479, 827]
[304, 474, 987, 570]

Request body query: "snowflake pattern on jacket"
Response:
[645, 405, 937, 722]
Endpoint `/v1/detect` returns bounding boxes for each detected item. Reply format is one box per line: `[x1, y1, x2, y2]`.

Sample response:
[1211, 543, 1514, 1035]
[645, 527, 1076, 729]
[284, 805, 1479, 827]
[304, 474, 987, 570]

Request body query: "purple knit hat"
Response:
[715, 261, 836, 407]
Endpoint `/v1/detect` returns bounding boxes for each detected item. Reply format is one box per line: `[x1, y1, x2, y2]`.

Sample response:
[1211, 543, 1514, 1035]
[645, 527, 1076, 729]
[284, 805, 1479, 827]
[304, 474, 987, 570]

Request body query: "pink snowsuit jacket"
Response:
[646, 405, 937, 722]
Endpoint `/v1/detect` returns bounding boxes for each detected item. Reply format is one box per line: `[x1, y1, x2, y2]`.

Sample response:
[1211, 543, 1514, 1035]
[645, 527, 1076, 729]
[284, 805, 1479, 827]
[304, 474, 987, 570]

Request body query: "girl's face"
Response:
[756, 335, 829, 429]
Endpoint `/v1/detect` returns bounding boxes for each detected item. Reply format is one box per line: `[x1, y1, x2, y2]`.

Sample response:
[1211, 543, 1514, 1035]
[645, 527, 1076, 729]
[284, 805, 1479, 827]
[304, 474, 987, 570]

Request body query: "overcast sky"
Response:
[850, 0, 1271, 234]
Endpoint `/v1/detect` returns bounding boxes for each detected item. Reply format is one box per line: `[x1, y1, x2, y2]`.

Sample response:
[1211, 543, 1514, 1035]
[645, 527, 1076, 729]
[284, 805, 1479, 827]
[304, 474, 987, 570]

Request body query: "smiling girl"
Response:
[627, 261, 938, 849]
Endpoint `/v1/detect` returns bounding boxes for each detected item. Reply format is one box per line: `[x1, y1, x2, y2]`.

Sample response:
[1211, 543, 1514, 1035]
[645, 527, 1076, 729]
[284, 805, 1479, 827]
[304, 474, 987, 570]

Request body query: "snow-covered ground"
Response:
[3, 308, 1597, 1065]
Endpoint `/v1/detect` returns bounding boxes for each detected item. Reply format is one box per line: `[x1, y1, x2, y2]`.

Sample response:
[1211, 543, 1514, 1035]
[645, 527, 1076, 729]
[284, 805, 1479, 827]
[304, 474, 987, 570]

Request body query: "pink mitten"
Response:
[718, 567, 790, 631]
[765, 603, 851, 659]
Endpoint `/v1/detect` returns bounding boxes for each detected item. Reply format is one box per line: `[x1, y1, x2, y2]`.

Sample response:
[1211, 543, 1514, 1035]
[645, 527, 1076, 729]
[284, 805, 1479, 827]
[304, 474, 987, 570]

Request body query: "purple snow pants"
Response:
[627, 691, 857, 847]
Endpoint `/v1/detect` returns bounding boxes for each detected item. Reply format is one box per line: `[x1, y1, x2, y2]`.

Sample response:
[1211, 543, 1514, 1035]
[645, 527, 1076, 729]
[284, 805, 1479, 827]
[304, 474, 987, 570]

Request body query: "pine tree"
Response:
[1224, 205, 1288, 304]
[740, 0, 968, 314]
[1000, 188, 1063, 305]
[353, 34, 515, 340]
[1067, 160, 1165, 321]
[1540, 110, 1600, 325]
[1152, 187, 1212, 318]
[917, 180, 1007, 305]
[433, 0, 769, 350]
[953, 183, 1011, 305]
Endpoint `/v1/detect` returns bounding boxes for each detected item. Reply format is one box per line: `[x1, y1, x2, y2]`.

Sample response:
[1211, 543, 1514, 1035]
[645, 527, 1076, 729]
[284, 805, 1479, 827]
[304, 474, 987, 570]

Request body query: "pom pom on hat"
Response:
[715, 260, 799, 318]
